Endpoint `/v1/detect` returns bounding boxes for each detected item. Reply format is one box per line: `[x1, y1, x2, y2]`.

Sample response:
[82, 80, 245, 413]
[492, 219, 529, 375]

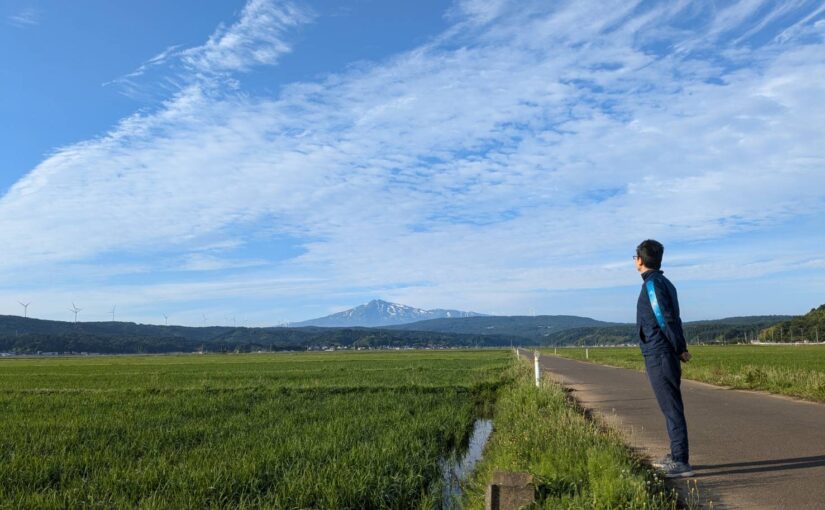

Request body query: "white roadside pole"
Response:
[534, 351, 540, 387]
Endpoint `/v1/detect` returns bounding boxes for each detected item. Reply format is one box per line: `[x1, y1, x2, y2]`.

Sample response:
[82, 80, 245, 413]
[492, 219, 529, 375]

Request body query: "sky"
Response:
[1, 0, 824, 326]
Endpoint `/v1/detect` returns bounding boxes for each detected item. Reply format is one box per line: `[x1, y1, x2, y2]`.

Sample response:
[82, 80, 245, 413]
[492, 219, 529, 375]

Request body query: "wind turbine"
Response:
[110, 305, 117, 322]
[18, 301, 30, 318]
[70, 303, 82, 323]
[162, 313, 168, 326]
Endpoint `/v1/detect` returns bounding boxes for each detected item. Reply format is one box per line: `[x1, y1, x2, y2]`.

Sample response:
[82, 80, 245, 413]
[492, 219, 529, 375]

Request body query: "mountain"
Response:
[290, 299, 484, 327]
[389, 315, 617, 340]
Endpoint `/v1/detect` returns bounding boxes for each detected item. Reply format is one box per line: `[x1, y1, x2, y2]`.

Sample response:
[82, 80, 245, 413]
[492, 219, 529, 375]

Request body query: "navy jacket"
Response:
[637, 270, 688, 357]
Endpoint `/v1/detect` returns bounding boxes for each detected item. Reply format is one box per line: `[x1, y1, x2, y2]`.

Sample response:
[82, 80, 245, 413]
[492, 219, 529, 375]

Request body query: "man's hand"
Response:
[680, 351, 692, 363]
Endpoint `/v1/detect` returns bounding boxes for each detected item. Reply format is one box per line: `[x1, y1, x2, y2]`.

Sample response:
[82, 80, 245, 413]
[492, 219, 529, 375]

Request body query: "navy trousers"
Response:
[645, 351, 689, 464]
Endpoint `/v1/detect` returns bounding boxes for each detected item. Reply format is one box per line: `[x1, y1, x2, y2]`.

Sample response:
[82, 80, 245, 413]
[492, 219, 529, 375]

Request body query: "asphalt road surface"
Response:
[520, 350, 825, 509]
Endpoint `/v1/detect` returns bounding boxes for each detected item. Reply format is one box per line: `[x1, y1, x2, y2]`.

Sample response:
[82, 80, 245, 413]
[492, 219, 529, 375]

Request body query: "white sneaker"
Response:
[651, 453, 672, 469]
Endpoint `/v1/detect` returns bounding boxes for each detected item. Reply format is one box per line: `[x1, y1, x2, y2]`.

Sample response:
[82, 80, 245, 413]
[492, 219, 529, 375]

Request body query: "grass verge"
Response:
[462, 360, 679, 509]
[550, 345, 825, 403]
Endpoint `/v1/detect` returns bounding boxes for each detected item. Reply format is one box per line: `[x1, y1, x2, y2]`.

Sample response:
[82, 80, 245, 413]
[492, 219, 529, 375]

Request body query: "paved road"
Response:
[520, 350, 825, 509]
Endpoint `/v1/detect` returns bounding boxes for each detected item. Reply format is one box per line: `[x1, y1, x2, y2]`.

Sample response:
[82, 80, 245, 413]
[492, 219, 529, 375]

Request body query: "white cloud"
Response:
[2, 0, 824, 323]
[7, 8, 40, 28]
[180, 0, 314, 74]
[108, 0, 314, 99]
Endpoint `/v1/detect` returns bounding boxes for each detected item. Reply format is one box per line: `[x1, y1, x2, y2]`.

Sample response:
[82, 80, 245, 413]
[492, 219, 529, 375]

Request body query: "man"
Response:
[634, 239, 694, 478]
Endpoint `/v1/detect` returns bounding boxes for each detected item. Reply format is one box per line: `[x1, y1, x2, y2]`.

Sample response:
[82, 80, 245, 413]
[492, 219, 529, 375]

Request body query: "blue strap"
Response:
[646, 280, 667, 330]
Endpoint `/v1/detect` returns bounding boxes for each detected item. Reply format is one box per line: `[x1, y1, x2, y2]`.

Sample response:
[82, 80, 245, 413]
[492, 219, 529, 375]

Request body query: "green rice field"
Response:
[0, 351, 510, 509]
[1, 349, 686, 509]
[548, 344, 825, 402]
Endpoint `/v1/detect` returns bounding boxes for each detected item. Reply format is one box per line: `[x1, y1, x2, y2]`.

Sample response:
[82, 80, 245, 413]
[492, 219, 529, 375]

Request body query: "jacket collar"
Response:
[641, 269, 663, 281]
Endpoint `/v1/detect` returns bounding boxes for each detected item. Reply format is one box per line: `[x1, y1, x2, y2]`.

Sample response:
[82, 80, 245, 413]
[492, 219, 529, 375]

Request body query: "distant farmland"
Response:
[551, 344, 825, 402]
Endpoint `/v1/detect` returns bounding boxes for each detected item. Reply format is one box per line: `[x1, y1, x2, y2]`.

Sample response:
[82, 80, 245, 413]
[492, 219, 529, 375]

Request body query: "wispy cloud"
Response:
[2, 0, 824, 323]
[108, 0, 314, 99]
[180, 0, 313, 74]
[7, 8, 40, 28]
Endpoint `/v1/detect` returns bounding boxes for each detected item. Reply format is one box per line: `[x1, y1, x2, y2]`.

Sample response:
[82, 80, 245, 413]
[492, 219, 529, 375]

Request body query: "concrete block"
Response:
[485, 471, 534, 510]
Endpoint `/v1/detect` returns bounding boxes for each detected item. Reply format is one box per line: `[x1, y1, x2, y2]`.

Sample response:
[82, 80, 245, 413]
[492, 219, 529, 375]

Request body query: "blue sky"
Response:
[1, 0, 824, 326]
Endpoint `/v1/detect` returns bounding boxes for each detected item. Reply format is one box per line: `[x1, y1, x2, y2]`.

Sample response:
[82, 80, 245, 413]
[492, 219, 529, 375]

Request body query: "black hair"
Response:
[636, 239, 664, 270]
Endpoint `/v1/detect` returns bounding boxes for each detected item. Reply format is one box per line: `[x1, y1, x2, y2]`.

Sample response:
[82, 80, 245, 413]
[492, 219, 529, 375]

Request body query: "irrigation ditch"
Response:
[439, 418, 494, 508]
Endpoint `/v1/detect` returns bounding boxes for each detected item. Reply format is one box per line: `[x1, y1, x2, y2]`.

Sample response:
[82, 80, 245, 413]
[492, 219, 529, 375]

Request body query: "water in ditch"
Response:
[439, 418, 494, 509]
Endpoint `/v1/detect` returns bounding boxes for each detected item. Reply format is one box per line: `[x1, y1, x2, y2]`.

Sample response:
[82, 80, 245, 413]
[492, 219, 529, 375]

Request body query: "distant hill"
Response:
[391, 314, 793, 345]
[0, 315, 518, 354]
[687, 315, 794, 326]
[290, 299, 484, 327]
[0, 314, 231, 341]
[0, 312, 799, 354]
[759, 305, 824, 342]
[541, 316, 793, 346]
[389, 315, 615, 340]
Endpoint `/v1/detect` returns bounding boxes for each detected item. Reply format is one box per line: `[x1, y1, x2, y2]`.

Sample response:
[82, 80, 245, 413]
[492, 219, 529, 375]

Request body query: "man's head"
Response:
[635, 239, 664, 272]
